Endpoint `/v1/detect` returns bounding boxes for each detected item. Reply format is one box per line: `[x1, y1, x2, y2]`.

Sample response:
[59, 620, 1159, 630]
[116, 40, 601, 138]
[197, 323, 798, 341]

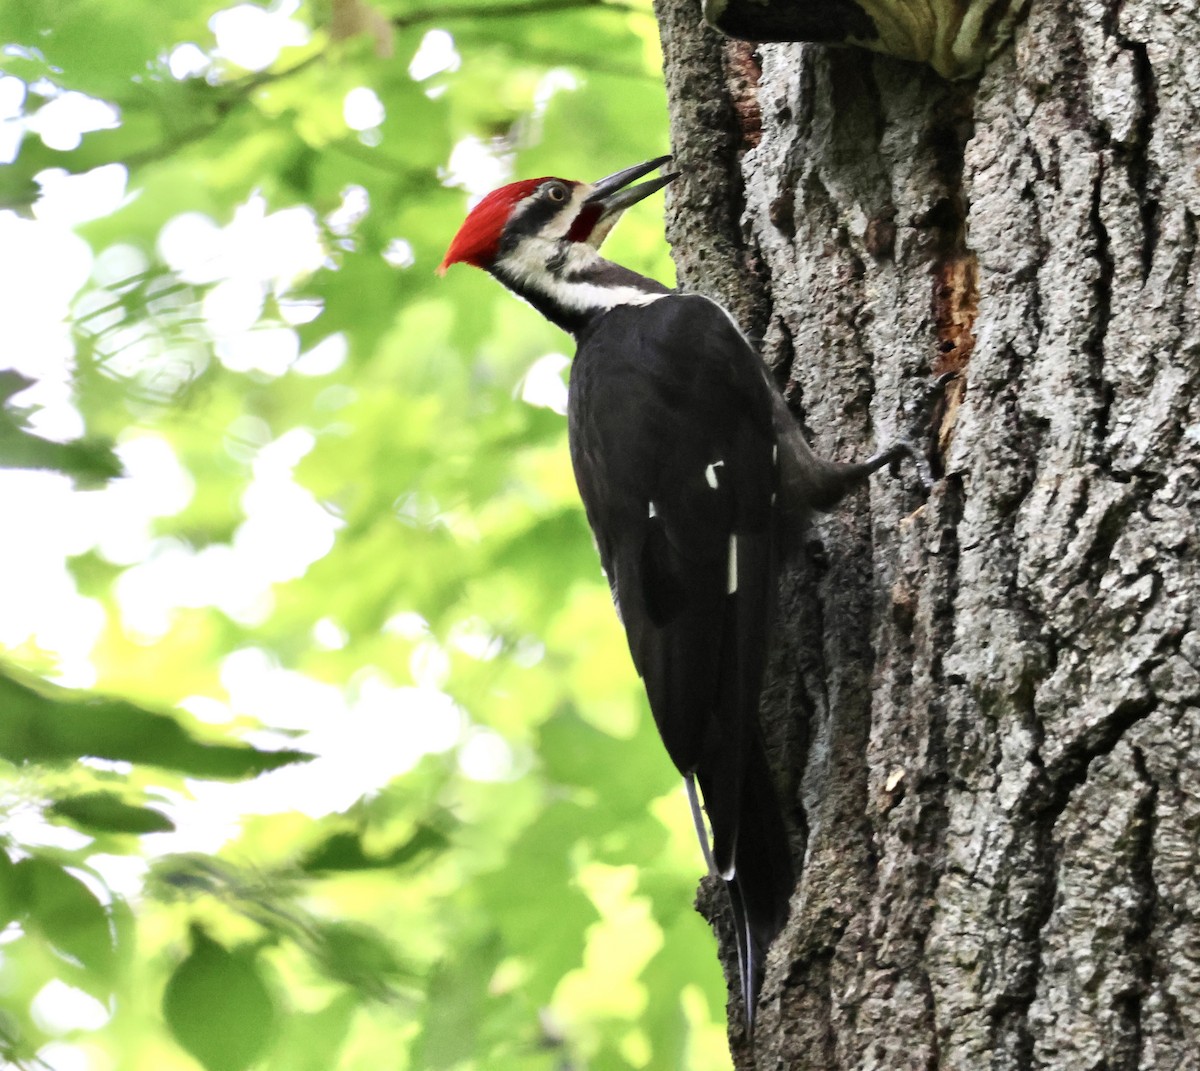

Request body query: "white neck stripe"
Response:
[495, 238, 666, 323]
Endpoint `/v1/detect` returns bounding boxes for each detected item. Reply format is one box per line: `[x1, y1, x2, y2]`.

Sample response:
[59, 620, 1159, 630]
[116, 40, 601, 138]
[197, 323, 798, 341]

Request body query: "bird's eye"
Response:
[546, 184, 567, 203]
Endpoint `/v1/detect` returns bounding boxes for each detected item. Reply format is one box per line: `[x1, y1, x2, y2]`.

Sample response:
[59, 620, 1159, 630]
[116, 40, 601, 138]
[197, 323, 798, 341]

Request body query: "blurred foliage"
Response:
[0, 1, 734, 1070]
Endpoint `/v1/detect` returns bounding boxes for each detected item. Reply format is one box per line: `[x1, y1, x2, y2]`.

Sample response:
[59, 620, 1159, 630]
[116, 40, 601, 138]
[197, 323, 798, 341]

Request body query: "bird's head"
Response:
[439, 155, 676, 275]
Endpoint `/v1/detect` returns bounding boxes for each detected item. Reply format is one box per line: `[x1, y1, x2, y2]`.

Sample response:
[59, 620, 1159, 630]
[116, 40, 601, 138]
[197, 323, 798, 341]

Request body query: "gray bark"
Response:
[653, 1, 1200, 1068]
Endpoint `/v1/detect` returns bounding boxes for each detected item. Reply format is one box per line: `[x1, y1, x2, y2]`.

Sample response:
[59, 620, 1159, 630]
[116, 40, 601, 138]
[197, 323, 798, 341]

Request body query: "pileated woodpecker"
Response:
[442, 157, 921, 1027]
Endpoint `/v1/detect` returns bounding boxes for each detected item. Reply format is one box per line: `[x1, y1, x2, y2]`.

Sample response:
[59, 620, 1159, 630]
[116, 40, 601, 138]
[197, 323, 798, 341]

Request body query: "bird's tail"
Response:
[727, 735, 795, 1032]
[693, 734, 795, 1032]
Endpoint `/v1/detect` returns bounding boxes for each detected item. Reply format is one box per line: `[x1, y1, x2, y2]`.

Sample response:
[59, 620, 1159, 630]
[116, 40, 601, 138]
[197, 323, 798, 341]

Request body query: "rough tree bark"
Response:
[651, 1, 1200, 1068]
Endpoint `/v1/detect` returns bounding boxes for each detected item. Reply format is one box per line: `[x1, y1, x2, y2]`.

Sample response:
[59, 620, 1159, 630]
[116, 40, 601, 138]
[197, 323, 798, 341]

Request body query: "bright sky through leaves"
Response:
[0, 2, 732, 1069]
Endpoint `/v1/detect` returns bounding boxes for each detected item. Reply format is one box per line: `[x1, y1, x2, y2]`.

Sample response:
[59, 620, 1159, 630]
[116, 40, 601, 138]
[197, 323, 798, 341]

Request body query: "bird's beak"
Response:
[579, 156, 677, 249]
[584, 155, 678, 216]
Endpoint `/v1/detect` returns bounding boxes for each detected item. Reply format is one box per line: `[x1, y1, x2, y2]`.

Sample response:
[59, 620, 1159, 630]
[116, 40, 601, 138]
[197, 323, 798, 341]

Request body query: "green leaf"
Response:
[262, 991, 357, 1071]
[0, 428, 124, 486]
[5, 0, 214, 98]
[0, 371, 122, 486]
[0, 670, 311, 779]
[310, 921, 413, 998]
[163, 927, 277, 1071]
[539, 705, 676, 817]
[475, 801, 601, 1000]
[0, 849, 17, 931]
[49, 791, 176, 835]
[0, 371, 34, 406]
[413, 935, 502, 1071]
[0, 1008, 25, 1067]
[14, 857, 116, 978]
[299, 822, 451, 873]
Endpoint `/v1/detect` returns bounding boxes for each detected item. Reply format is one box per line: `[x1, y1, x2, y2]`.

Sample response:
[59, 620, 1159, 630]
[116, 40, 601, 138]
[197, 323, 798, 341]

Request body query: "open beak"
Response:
[584, 155, 678, 218]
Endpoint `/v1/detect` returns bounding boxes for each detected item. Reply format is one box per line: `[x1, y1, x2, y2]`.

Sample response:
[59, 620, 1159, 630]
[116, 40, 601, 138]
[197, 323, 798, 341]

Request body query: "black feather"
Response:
[569, 293, 796, 1022]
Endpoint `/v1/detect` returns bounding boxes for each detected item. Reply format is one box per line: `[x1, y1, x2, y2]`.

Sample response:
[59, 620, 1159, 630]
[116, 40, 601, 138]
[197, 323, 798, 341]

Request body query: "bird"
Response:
[440, 156, 923, 1028]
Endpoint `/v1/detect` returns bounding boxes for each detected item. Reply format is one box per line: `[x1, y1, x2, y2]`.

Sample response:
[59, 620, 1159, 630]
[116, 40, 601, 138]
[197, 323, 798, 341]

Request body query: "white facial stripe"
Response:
[648, 501, 657, 518]
[727, 534, 738, 595]
[504, 238, 665, 314]
[705, 460, 725, 489]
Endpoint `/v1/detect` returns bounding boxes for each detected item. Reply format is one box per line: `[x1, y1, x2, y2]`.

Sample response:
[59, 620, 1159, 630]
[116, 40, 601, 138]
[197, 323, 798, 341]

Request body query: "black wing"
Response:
[567, 292, 794, 1021]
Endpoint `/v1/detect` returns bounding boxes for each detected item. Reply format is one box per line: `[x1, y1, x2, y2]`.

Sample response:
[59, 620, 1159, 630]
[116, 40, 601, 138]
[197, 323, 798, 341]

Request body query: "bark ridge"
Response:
[654, 0, 1200, 1066]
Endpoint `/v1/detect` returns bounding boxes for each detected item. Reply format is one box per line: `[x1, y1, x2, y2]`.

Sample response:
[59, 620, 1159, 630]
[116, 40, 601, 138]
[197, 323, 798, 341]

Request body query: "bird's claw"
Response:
[929, 368, 960, 394]
[894, 370, 959, 491]
[887, 436, 936, 490]
[900, 369, 958, 425]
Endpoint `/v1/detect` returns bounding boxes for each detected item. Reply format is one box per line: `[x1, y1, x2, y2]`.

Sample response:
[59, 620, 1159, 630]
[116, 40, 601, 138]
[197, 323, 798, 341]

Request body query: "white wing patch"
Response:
[648, 501, 657, 518]
[727, 533, 739, 595]
[705, 460, 725, 489]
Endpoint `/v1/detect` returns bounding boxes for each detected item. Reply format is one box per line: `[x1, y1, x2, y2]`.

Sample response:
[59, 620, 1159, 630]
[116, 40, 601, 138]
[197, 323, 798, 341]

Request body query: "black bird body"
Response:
[441, 158, 911, 1026]
[570, 294, 780, 866]
[570, 293, 796, 1017]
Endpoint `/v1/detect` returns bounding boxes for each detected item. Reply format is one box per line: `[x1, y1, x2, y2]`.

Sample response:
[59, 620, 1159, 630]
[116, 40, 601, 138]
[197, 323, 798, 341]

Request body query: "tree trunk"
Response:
[652, 1, 1200, 1068]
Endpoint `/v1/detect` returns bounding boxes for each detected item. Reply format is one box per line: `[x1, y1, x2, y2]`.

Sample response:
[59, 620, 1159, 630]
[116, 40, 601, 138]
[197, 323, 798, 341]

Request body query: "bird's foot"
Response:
[873, 372, 955, 489]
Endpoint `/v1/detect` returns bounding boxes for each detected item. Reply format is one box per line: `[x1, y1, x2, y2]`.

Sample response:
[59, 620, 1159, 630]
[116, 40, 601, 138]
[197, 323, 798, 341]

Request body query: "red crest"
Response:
[439, 178, 548, 274]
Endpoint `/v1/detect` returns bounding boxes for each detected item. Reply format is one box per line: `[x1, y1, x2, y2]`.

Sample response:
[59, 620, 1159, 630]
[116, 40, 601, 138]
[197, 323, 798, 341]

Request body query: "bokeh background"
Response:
[0, 2, 734, 1068]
